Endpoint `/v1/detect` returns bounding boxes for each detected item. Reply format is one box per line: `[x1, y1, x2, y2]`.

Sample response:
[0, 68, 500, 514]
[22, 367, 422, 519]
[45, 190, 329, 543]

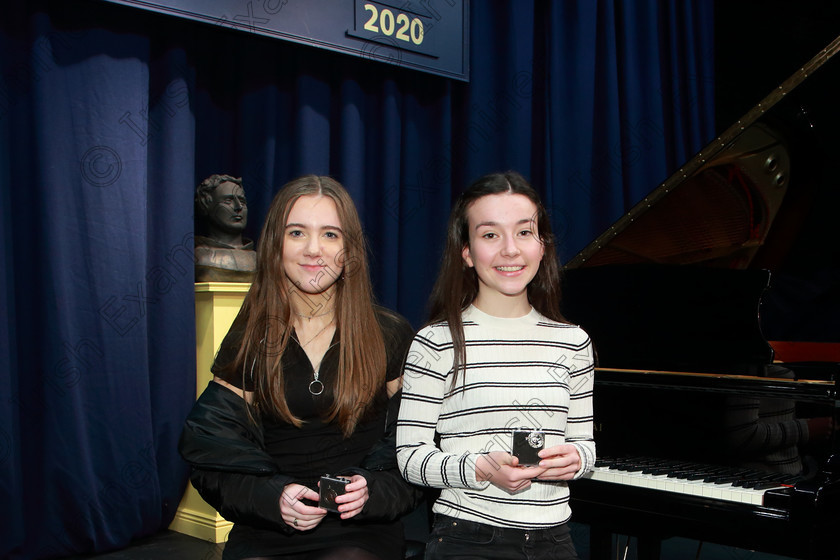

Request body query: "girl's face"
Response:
[461, 193, 544, 312]
[282, 195, 345, 298]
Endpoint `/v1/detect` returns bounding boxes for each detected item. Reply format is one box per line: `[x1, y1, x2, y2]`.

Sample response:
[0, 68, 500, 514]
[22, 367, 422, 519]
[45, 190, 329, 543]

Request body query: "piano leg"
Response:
[587, 529, 663, 560]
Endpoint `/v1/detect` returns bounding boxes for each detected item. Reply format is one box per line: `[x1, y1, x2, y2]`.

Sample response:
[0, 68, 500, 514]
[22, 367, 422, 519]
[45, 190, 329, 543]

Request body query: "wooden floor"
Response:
[63, 531, 225, 560]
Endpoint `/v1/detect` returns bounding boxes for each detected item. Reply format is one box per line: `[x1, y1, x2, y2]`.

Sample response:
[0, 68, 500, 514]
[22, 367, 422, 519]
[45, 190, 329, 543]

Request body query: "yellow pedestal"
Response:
[169, 282, 250, 543]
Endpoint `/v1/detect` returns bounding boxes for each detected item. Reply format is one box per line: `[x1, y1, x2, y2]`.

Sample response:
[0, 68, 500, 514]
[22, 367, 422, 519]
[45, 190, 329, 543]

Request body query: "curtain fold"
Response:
[2, 5, 197, 557]
[0, 1, 714, 557]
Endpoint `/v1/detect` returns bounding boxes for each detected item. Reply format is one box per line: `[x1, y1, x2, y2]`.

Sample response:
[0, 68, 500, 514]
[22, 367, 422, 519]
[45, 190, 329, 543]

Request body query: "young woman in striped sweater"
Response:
[396, 171, 596, 559]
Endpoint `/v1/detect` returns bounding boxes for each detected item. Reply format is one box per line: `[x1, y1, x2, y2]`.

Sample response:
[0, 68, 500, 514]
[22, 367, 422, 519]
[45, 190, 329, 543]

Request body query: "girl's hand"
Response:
[280, 483, 327, 531]
[475, 451, 545, 493]
[534, 444, 581, 480]
[332, 474, 369, 520]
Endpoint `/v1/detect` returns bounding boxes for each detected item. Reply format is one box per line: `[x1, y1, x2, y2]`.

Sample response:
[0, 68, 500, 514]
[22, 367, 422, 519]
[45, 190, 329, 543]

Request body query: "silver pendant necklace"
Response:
[309, 367, 324, 395]
[297, 318, 333, 396]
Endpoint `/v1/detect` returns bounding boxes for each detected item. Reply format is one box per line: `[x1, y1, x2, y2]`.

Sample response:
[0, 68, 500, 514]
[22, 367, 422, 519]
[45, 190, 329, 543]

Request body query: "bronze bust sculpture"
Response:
[194, 174, 256, 282]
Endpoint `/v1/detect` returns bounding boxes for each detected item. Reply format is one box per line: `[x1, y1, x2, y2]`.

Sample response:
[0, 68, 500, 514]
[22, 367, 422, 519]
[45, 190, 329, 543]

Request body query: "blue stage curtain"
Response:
[0, 4, 198, 558]
[458, 0, 715, 261]
[0, 1, 714, 557]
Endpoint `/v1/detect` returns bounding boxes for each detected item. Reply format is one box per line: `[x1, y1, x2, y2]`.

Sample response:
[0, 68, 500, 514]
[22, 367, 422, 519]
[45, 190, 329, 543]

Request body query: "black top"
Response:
[208, 305, 416, 559]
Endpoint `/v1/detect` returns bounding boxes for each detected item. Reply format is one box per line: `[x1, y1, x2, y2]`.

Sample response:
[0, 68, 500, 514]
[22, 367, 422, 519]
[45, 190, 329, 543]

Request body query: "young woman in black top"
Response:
[180, 175, 420, 560]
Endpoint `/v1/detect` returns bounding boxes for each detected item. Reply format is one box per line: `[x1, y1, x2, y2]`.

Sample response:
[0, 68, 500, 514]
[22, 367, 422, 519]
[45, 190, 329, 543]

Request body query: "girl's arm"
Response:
[179, 380, 319, 533]
[340, 388, 425, 520]
[396, 331, 491, 491]
[537, 336, 597, 480]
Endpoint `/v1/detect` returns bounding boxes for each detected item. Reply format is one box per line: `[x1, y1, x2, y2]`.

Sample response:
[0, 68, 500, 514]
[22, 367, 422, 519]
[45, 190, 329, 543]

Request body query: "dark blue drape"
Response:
[0, 1, 714, 558]
[457, 0, 715, 261]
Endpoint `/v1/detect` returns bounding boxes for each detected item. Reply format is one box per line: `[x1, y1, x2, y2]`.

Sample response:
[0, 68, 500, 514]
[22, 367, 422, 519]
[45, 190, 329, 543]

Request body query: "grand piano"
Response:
[561, 32, 840, 560]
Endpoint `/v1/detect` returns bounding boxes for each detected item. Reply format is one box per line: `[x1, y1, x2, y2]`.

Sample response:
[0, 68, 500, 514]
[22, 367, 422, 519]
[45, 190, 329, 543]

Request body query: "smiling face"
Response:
[461, 193, 545, 316]
[281, 195, 345, 298]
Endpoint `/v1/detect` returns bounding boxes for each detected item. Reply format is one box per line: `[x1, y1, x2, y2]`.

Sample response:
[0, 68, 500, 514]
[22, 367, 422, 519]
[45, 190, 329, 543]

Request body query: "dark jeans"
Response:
[425, 515, 580, 560]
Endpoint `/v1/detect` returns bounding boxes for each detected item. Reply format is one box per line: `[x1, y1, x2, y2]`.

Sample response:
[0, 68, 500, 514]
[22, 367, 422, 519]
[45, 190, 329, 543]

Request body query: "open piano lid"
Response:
[565, 34, 840, 272]
[563, 30, 840, 560]
[561, 34, 840, 375]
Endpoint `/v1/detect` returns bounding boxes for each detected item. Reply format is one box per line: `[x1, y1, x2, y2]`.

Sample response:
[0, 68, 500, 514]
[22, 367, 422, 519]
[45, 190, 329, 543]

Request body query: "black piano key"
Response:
[753, 480, 788, 490]
[684, 472, 709, 481]
[708, 475, 743, 484]
[738, 475, 782, 489]
[668, 470, 701, 479]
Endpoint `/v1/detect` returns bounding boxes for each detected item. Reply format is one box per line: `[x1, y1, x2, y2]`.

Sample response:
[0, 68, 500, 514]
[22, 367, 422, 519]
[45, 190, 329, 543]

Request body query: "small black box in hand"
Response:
[511, 429, 544, 466]
[319, 475, 350, 512]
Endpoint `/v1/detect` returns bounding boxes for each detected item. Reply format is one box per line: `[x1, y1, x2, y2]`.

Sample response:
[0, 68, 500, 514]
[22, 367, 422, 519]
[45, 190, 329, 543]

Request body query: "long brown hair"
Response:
[426, 171, 567, 386]
[226, 175, 386, 436]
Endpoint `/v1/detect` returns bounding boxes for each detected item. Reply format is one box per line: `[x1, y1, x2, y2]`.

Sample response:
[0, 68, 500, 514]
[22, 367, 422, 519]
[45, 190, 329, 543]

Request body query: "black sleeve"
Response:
[209, 311, 256, 391]
[375, 306, 416, 383]
[179, 381, 295, 533]
[343, 389, 424, 521]
[189, 469, 295, 533]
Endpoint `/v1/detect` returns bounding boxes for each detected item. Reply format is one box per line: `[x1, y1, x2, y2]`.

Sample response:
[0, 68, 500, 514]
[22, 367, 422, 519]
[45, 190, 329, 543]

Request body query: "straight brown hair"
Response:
[223, 175, 386, 436]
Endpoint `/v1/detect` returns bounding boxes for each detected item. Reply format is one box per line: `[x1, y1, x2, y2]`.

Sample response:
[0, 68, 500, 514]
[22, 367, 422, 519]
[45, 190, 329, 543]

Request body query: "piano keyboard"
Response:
[582, 457, 799, 506]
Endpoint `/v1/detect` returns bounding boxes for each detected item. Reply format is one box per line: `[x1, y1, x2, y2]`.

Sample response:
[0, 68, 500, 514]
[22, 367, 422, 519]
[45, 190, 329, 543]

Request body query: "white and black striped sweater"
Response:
[396, 305, 596, 529]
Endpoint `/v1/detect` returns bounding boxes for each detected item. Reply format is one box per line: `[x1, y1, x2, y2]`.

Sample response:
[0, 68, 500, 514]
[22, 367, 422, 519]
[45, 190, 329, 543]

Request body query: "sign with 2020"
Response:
[97, 0, 470, 81]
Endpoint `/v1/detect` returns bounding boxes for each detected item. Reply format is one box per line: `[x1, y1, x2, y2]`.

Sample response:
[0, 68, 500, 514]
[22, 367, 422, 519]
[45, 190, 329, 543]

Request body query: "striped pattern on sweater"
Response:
[396, 305, 595, 529]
